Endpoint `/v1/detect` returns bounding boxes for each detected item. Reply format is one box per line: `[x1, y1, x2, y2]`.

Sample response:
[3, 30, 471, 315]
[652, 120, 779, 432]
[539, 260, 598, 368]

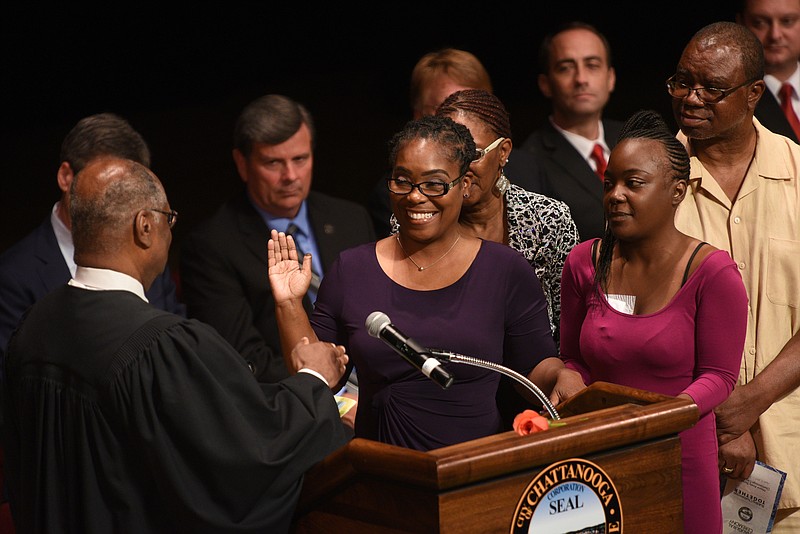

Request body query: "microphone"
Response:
[365, 311, 454, 389]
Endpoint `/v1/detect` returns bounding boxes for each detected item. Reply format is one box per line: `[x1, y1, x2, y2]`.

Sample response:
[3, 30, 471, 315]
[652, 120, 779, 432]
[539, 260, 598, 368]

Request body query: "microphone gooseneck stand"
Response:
[429, 349, 561, 421]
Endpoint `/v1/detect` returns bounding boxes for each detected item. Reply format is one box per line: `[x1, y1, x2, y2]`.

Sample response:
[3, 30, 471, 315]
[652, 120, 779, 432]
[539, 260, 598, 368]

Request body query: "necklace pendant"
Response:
[396, 233, 461, 272]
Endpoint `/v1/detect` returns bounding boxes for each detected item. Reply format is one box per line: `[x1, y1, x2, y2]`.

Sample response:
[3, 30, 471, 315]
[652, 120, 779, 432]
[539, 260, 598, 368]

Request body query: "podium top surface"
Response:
[304, 382, 699, 492]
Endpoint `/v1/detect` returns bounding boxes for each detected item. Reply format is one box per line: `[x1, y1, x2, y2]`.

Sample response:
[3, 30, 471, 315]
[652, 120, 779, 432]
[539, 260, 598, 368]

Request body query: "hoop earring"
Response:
[495, 168, 510, 195]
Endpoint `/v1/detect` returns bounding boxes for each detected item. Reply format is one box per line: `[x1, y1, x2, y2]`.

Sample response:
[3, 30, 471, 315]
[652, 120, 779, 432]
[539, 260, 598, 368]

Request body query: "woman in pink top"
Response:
[559, 109, 748, 533]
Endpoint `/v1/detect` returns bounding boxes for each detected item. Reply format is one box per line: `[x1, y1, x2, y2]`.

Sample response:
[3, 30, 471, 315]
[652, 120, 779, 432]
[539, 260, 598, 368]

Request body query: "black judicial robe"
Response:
[2, 286, 348, 533]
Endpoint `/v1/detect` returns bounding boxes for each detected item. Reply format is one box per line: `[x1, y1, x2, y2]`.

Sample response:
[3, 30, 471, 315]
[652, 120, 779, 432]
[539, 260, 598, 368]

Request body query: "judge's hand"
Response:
[290, 337, 349, 389]
[718, 430, 757, 480]
[268, 229, 312, 303]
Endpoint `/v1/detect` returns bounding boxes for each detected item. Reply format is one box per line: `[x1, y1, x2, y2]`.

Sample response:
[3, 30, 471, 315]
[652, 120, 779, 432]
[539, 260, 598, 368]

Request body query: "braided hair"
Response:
[388, 115, 476, 179]
[594, 109, 690, 291]
[435, 88, 513, 140]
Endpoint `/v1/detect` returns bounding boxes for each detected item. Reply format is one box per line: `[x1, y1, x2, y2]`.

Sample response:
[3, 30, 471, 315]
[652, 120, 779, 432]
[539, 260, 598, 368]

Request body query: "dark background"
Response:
[1, 4, 729, 267]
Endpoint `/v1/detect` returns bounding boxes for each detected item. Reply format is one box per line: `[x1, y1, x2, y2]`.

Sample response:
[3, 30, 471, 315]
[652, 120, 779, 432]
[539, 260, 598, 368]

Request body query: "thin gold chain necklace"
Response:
[396, 233, 461, 271]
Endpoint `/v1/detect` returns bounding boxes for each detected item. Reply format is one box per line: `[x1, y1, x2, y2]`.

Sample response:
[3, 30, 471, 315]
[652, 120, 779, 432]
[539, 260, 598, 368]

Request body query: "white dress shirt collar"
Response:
[68, 266, 149, 302]
[548, 117, 609, 161]
[51, 201, 77, 277]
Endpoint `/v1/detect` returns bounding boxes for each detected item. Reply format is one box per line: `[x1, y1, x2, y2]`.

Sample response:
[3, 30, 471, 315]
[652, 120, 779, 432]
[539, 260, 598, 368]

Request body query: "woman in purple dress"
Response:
[268, 115, 583, 451]
[559, 110, 748, 533]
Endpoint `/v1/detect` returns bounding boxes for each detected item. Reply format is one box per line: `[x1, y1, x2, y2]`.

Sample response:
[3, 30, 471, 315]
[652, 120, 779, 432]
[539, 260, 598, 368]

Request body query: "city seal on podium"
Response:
[510, 458, 623, 533]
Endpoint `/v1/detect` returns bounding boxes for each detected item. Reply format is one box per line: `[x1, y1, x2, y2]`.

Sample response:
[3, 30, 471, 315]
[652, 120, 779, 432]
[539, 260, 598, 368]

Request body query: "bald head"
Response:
[689, 21, 765, 80]
[70, 157, 172, 287]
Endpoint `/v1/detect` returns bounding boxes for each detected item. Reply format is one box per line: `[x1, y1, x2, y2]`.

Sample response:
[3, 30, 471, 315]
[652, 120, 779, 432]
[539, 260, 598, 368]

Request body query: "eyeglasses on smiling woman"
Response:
[386, 176, 463, 198]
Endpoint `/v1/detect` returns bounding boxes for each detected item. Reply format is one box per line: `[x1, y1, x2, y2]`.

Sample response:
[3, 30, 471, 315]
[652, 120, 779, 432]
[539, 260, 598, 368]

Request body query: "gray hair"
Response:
[70, 159, 164, 255]
[691, 21, 764, 81]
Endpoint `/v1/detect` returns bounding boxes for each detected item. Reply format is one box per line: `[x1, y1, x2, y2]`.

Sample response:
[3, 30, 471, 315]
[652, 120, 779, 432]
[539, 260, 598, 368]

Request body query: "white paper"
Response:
[721, 461, 786, 534]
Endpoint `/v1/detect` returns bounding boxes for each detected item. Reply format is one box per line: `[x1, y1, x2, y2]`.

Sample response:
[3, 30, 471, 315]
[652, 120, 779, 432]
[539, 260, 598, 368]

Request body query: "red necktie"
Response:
[591, 143, 607, 180]
[779, 83, 800, 140]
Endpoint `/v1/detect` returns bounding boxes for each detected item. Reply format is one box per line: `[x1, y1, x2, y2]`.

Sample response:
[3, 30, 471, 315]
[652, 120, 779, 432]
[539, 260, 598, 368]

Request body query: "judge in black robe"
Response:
[1, 157, 349, 534]
[2, 284, 347, 533]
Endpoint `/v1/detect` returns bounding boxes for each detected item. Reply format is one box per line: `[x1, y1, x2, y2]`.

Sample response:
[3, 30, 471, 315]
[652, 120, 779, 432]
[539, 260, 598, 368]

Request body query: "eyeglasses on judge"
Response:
[473, 137, 506, 162]
[387, 176, 463, 198]
[666, 75, 757, 104]
[149, 208, 179, 228]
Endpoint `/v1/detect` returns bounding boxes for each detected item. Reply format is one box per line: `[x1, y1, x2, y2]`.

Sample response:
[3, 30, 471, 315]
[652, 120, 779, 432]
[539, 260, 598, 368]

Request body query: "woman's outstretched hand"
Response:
[267, 229, 312, 302]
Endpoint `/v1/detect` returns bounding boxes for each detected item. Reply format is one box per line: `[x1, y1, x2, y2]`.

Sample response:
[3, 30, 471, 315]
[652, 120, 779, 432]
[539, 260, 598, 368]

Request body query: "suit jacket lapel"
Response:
[603, 118, 623, 150]
[540, 122, 603, 202]
[306, 193, 342, 271]
[233, 194, 272, 266]
[755, 90, 799, 143]
[35, 219, 71, 293]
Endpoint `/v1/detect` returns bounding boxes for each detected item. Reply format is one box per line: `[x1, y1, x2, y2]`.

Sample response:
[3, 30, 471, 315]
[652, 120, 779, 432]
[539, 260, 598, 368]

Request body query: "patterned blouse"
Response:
[391, 183, 580, 344]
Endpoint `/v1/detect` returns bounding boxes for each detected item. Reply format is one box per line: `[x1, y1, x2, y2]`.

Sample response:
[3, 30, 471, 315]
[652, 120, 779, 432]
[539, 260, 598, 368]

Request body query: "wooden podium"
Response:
[291, 382, 698, 533]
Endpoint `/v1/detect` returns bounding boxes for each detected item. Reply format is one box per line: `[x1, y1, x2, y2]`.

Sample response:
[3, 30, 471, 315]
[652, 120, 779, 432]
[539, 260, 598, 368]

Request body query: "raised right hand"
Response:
[268, 229, 312, 303]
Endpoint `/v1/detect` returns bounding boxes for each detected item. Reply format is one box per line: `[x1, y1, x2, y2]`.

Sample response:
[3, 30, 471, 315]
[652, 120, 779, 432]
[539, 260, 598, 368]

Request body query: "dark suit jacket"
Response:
[179, 190, 375, 382]
[755, 90, 799, 143]
[367, 148, 547, 238]
[0, 216, 185, 363]
[521, 118, 624, 240]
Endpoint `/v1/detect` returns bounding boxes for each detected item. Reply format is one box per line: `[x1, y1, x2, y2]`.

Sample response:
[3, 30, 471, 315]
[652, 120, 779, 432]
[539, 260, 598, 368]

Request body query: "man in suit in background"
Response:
[180, 94, 375, 383]
[367, 48, 547, 238]
[737, 0, 800, 143]
[522, 21, 623, 240]
[0, 113, 185, 368]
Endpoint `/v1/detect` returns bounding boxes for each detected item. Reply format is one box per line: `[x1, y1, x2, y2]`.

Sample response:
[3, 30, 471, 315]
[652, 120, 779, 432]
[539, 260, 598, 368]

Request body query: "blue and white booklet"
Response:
[721, 461, 787, 533]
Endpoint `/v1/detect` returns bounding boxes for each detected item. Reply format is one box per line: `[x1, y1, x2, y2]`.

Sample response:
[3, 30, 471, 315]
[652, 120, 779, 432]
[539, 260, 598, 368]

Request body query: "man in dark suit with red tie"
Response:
[522, 21, 623, 241]
[180, 94, 375, 383]
[737, 0, 800, 143]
